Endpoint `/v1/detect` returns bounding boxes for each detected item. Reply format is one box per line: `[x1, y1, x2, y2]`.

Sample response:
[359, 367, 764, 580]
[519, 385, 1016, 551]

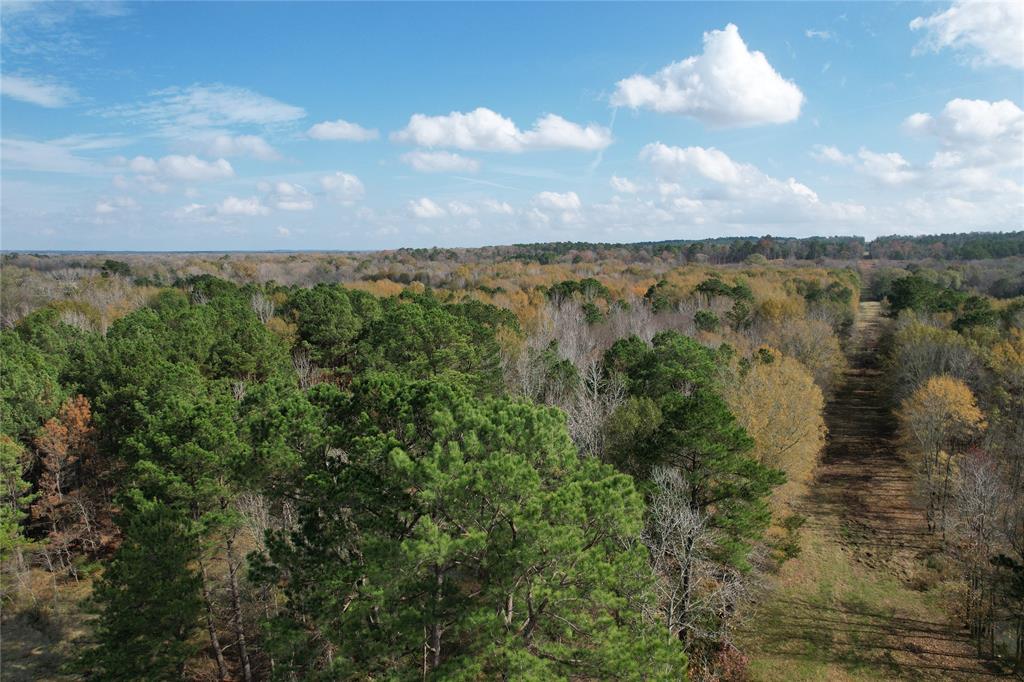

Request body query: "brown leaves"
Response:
[30, 395, 117, 559]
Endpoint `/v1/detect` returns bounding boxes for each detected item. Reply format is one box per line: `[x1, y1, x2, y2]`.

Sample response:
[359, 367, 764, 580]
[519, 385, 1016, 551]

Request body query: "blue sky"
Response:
[1, 1, 1021, 251]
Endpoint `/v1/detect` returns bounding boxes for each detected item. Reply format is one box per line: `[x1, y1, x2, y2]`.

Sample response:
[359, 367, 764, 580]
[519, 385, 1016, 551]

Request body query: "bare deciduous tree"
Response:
[250, 291, 275, 324]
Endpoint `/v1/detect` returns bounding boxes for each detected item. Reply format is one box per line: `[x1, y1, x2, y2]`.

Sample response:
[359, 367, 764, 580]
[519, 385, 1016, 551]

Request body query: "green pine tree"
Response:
[79, 491, 202, 680]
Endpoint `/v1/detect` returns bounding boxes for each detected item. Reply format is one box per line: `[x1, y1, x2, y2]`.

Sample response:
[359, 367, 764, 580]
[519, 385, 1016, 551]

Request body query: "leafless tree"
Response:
[562, 359, 625, 458]
[605, 298, 655, 344]
[292, 349, 323, 390]
[949, 453, 1008, 656]
[250, 291, 275, 324]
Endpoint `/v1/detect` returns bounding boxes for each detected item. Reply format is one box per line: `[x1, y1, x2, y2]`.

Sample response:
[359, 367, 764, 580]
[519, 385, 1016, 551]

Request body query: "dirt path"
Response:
[809, 301, 936, 582]
[741, 301, 1005, 680]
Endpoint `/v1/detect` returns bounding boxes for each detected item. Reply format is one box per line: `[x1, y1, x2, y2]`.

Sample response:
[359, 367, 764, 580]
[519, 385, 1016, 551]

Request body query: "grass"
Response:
[737, 527, 977, 681]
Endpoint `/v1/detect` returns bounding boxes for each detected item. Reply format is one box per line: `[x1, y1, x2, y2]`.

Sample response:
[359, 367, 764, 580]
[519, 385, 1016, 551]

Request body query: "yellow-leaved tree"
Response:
[898, 375, 986, 539]
[725, 347, 826, 510]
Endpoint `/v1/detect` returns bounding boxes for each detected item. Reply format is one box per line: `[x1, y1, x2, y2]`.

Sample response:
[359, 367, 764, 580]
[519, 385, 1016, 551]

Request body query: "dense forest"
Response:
[1, 238, 1022, 680]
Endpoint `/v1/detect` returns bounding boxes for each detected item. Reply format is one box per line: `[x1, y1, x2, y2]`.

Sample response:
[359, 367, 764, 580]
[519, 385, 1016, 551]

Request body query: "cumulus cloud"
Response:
[481, 198, 514, 214]
[612, 24, 804, 127]
[217, 195, 270, 216]
[207, 134, 279, 160]
[610, 175, 639, 193]
[532, 191, 583, 223]
[811, 144, 854, 164]
[640, 143, 750, 184]
[320, 171, 365, 203]
[129, 154, 234, 181]
[258, 181, 314, 211]
[910, 0, 1023, 69]
[534, 191, 582, 211]
[855, 149, 918, 185]
[813, 142, 922, 185]
[391, 107, 612, 152]
[400, 150, 481, 173]
[446, 201, 477, 216]
[0, 74, 77, 107]
[307, 118, 379, 141]
[408, 197, 447, 218]
[909, 97, 1019, 153]
[638, 142, 868, 226]
[95, 196, 137, 214]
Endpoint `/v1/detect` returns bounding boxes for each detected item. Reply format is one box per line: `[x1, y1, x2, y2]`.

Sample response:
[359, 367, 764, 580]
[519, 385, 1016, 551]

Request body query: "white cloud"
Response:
[532, 191, 583, 224]
[612, 24, 804, 127]
[904, 98, 1023, 146]
[0, 74, 76, 107]
[905, 98, 1024, 176]
[129, 154, 234, 181]
[400, 150, 480, 173]
[481, 198, 514, 214]
[910, 0, 1023, 69]
[0, 134, 133, 177]
[391, 107, 612, 152]
[95, 196, 137, 214]
[637, 142, 869, 227]
[658, 181, 682, 197]
[640, 143, 750, 184]
[173, 203, 210, 220]
[610, 175, 639, 193]
[258, 181, 314, 211]
[1, 138, 106, 174]
[856, 149, 918, 185]
[534, 191, 582, 211]
[816, 118, 1021, 202]
[811, 144, 854, 164]
[126, 156, 156, 174]
[408, 197, 447, 218]
[307, 118, 378, 141]
[207, 134, 279, 160]
[805, 29, 835, 41]
[217, 195, 269, 216]
[519, 114, 612, 150]
[103, 84, 306, 136]
[320, 172, 365, 203]
[446, 201, 477, 216]
[276, 226, 291, 237]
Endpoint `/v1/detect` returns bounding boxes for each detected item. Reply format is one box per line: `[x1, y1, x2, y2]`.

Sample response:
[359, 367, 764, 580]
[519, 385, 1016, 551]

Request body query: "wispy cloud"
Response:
[100, 83, 306, 139]
[805, 29, 835, 41]
[1, 137, 110, 174]
[0, 73, 77, 107]
[0, 1, 131, 62]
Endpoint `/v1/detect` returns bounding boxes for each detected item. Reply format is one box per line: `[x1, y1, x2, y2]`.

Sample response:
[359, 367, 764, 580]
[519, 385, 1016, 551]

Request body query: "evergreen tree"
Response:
[79, 492, 202, 680]
[604, 331, 784, 646]
[256, 372, 686, 679]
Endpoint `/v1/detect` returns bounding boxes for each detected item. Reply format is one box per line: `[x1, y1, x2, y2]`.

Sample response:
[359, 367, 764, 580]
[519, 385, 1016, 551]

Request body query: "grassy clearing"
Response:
[738, 527, 960, 681]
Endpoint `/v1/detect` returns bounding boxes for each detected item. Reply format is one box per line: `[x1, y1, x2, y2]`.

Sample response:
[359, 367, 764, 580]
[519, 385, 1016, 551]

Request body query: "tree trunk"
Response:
[226, 532, 253, 682]
[677, 530, 696, 645]
[939, 454, 953, 543]
[429, 565, 443, 670]
[199, 557, 229, 680]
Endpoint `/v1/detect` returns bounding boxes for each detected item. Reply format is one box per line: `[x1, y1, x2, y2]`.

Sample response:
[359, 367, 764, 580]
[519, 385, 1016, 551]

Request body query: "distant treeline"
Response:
[395, 235, 867, 265]
[389, 231, 1023, 266]
[868, 231, 1024, 261]
[5, 231, 1022, 268]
